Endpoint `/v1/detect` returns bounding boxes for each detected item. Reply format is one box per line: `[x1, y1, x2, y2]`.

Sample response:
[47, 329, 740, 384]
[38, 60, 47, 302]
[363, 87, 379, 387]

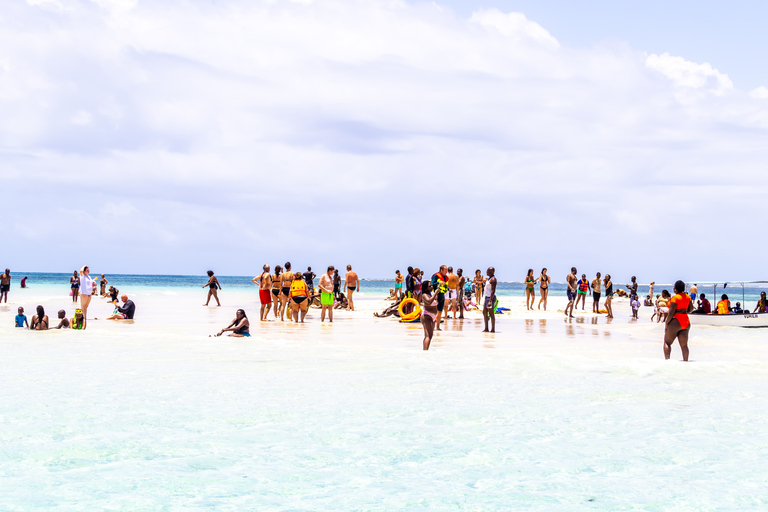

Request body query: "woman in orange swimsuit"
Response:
[664, 280, 693, 361]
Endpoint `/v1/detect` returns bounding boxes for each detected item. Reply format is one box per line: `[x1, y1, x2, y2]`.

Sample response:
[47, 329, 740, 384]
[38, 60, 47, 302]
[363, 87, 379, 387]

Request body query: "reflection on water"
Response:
[525, 319, 533, 334]
[539, 319, 547, 335]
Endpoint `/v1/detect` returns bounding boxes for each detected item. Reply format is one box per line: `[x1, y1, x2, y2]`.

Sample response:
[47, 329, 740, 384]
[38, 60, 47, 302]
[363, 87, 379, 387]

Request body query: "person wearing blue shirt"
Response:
[15, 306, 28, 328]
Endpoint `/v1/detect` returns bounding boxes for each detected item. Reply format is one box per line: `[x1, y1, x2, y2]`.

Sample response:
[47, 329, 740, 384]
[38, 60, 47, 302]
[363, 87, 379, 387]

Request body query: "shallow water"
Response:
[1, 278, 767, 510]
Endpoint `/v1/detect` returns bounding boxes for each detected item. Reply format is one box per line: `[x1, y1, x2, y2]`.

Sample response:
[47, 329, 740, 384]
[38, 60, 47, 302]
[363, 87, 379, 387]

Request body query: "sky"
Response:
[2, 0, 768, 282]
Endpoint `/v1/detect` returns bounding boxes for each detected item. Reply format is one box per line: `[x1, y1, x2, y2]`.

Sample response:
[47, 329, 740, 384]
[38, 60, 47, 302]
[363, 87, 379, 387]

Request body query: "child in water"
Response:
[15, 307, 28, 328]
[631, 296, 641, 319]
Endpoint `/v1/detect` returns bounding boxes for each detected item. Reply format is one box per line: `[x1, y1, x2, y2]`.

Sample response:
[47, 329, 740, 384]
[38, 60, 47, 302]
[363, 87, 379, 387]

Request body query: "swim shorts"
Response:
[447, 289, 457, 300]
[567, 290, 576, 302]
[321, 292, 334, 306]
[484, 296, 494, 309]
[0, 284, 9, 293]
[259, 289, 272, 304]
[593, 292, 601, 302]
[690, 293, 697, 302]
[395, 283, 402, 290]
[437, 293, 445, 311]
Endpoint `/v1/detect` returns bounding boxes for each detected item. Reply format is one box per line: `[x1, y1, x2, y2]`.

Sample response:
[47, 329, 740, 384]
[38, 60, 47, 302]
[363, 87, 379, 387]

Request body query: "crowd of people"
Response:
[6, 265, 768, 361]
[10, 266, 135, 331]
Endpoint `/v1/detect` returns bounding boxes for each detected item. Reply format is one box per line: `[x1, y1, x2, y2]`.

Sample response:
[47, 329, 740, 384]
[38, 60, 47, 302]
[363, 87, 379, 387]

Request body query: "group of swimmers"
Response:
[209, 264, 361, 336]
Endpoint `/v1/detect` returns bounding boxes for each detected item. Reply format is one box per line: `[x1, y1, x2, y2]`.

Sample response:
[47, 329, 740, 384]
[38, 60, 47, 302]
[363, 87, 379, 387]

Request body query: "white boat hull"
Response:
[688, 312, 768, 328]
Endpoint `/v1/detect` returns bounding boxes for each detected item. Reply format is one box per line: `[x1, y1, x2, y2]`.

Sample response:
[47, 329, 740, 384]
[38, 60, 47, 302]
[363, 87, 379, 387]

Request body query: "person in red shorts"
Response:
[253, 264, 272, 321]
[664, 280, 693, 361]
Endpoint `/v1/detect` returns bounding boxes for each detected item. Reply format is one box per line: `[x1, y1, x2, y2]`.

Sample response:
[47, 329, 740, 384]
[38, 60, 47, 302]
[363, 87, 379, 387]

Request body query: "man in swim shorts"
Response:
[254, 264, 272, 321]
[394, 270, 404, 299]
[405, 267, 415, 298]
[431, 265, 448, 330]
[445, 267, 459, 319]
[303, 267, 316, 298]
[482, 267, 497, 333]
[689, 283, 698, 303]
[457, 268, 466, 319]
[344, 265, 359, 311]
[0, 268, 10, 303]
[565, 267, 577, 318]
[319, 266, 334, 323]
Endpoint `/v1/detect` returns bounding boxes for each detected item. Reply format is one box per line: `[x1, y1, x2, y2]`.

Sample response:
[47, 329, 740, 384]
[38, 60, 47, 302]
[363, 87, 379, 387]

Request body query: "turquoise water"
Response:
[10, 272, 766, 303]
[1, 274, 767, 509]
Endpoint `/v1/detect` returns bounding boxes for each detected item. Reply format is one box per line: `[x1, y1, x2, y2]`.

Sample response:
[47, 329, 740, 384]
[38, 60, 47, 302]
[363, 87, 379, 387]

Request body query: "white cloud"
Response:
[469, 9, 559, 48]
[1, 0, 767, 280]
[750, 86, 768, 99]
[646, 52, 733, 95]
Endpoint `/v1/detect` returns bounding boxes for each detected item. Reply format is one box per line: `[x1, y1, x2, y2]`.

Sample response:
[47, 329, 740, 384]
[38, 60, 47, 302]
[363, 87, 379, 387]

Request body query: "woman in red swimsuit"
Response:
[664, 280, 693, 361]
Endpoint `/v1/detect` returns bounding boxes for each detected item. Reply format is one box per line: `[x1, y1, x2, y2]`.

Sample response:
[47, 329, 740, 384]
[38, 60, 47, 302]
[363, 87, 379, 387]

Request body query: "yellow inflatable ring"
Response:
[398, 297, 421, 322]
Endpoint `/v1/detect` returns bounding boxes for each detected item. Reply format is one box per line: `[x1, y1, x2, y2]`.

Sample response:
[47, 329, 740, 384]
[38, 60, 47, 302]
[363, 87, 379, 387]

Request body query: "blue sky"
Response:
[2, 0, 767, 283]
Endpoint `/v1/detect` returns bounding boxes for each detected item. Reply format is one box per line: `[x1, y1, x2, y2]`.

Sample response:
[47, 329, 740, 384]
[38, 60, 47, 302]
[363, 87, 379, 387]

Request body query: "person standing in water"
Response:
[420, 281, 439, 350]
[203, 270, 222, 307]
[482, 267, 497, 333]
[537, 268, 550, 310]
[431, 265, 448, 331]
[253, 264, 272, 321]
[664, 280, 693, 361]
[689, 283, 698, 303]
[565, 267, 577, 318]
[591, 272, 602, 313]
[281, 262, 294, 321]
[524, 269, 536, 310]
[318, 266, 334, 323]
[344, 265, 359, 311]
[70, 271, 80, 302]
[271, 265, 283, 320]
[603, 274, 614, 318]
[79, 266, 96, 325]
[99, 274, 108, 297]
[457, 268, 466, 319]
[0, 268, 10, 303]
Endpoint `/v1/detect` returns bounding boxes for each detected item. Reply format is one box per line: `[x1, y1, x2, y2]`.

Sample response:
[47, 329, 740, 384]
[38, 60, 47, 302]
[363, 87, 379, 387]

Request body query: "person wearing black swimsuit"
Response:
[281, 262, 294, 321]
[214, 309, 250, 337]
[203, 270, 222, 306]
[537, 268, 550, 310]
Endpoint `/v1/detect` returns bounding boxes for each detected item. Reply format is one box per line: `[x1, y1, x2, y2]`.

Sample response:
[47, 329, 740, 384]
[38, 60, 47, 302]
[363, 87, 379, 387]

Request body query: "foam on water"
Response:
[1, 277, 767, 509]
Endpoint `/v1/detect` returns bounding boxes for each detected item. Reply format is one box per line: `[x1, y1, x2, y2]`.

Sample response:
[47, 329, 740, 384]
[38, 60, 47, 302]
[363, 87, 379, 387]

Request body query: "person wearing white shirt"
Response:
[79, 265, 96, 327]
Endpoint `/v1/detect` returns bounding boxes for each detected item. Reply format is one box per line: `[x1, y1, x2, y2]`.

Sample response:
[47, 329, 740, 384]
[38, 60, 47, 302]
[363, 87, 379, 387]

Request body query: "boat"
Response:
[687, 281, 768, 328]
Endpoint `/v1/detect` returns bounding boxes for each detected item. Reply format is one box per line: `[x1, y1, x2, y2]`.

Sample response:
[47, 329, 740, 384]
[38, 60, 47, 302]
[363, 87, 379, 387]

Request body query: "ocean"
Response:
[1, 272, 767, 509]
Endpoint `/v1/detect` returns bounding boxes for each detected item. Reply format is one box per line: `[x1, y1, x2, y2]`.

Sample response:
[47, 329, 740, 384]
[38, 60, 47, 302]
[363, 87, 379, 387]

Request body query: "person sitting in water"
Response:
[334, 292, 349, 310]
[30, 305, 49, 331]
[289, 272, 309, 323]
[51, 310, 71, 329]
[20, 276, 28, 288]
[15, 307, 29, 328]
[108, 286, 119, 303]
[386, 288, 397, 301]
[71, 308, 86, 330]
[644, 295, 653, 307]
[106, 295, 136, 320]
[691, 293, 711, 314]
[213, 309, 250, 337]
[717, 294, 731, 314]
